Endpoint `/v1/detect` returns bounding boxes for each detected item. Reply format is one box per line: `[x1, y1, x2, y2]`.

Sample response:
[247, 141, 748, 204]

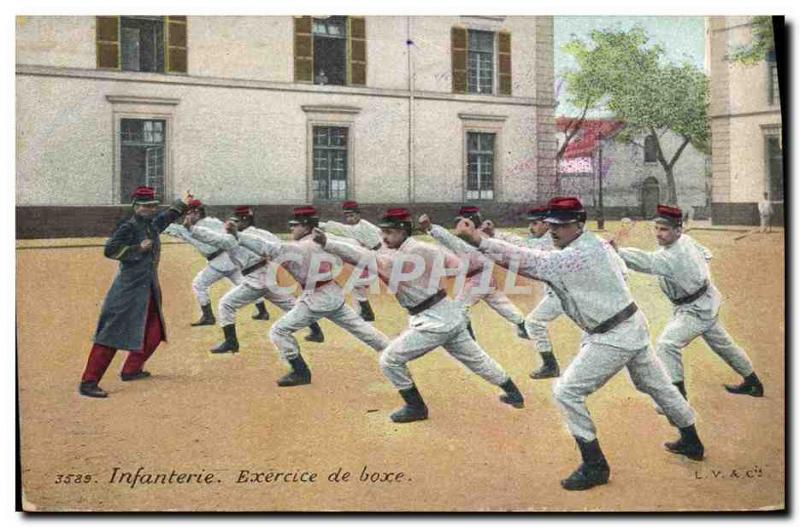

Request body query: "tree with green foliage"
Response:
[562, 27, 709, 206]
[729, 16, 775, 65]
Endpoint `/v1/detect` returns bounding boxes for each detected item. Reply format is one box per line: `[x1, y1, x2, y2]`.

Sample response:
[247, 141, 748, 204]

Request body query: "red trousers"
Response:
[81, 295, 164, 383]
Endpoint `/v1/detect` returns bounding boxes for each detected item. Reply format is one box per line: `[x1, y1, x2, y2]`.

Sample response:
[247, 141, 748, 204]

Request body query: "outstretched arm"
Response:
[191, 224, 239, 251]
[617, 247, 673, 276]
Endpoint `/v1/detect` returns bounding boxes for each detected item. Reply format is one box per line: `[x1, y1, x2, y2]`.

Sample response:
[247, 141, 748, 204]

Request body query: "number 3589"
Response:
[54, 474, 92, 484]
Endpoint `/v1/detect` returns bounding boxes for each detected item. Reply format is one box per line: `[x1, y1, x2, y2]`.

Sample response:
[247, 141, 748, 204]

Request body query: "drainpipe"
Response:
[406, 16, 415, 204]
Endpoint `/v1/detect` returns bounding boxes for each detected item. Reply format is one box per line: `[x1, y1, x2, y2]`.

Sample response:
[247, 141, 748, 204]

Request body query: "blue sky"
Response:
[554, 16, 706, 117]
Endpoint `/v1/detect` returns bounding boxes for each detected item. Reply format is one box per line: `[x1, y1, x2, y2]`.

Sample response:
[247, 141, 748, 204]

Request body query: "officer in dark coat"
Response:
[79, 186, 191, 398]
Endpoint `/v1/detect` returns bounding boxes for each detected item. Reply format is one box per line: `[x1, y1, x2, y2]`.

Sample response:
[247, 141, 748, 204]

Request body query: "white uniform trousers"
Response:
[553, 340, 696, 442]
[379, 318, 510, 391]
[269, 301, 389, 362]
[458, 277, 525, 326]
[192, 266, 243, 306]
[657, 311, 754, 383]
[217, 280, 297, 327]
[524, 293, 562, 354]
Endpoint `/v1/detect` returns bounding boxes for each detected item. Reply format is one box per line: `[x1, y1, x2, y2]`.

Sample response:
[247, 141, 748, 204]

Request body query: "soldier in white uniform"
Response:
[163, 200, 266, 326]
[420, 206, 529, 343]
[454, 197, 704, 491]
[485, 205, 564, 379]
[314, 208, 525, 423]
[616, 204, 763, 399]
[319, 200, 381, 321]
[237, 206, 390, 387]
[190, 206, 324, 353]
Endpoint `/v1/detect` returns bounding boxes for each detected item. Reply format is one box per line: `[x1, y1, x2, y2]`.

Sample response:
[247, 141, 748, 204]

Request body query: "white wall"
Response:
[16, 15, 549, 206]
[16, 16, 95, 69]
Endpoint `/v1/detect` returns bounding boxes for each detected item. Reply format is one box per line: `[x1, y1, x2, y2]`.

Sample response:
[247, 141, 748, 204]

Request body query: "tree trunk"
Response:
[664, 166, 678, 206]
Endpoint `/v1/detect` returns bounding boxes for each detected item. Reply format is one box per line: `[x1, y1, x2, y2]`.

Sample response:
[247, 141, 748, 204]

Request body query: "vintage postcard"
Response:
[15, 12, 785, 512]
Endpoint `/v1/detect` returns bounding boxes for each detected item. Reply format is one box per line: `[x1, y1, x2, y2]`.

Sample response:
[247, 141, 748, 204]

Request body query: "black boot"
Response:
[358, 300, 376, 322]
[516, 322, 530, 340]
[78, 381, 108, 398]
[499, 378, 525, 408]
[561, 438, 611, 491]
[466, 320, 476, 340]
[530, 352, 560, 380]
[277, 355, 312, 387]
[665, 424, 705, 461]
[120, 371, 151, 382]
[191, 303, 216, 326]
[210, 324, 239, 354]
[724, 372, 764, 397]
[304, 322, 325, 343]
[390, 385, 429, 423]
[252, 302, 270, 320]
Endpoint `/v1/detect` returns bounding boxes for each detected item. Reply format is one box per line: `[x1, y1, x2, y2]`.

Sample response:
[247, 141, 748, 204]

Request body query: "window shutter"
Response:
[294, 16, 313, 83]
[498, 31, 511, 95]
[165, 16, 188, 73]
[96, 16, 120, 69]
[451, 26, 467, 93]
[348, 16, 367, 86]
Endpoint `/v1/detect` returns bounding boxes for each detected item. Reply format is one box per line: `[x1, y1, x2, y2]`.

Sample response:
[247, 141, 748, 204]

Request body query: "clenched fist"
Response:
[312, 227, 327, 247]
[139, 239, 153, 252]
[417, 214, 432, 233]
[480, 219, 495, 238]
[454, 218, 484, 246]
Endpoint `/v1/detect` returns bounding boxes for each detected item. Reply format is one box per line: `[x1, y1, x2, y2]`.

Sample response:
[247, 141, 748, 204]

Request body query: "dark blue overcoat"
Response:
[92, 200, 188, 351]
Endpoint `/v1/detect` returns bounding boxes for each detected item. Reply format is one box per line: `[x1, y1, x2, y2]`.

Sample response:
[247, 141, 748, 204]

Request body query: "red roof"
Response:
[555, 118, 625, 159]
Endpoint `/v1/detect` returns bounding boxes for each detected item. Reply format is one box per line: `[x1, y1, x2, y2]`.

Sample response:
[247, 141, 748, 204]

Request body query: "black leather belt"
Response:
[587, 303, 638, 334]
[466, 268, 484, 279]
[242, 260, 267, 275]
[206, 249, 225, 261]
[671, 283, 709, 306]
[407, 289, 447, 316]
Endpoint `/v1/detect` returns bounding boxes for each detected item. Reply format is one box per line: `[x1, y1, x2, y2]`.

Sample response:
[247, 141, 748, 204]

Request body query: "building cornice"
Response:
[17, 64, 554, 108]
[105, 95, 181, 106]
[709, 109, 782, 120]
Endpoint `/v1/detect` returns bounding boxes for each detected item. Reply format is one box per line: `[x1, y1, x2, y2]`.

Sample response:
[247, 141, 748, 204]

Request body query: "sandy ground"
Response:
[16, 223, 784, 512]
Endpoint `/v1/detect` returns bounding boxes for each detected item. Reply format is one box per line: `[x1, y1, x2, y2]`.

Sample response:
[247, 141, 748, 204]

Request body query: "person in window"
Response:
[79, 187, 191, 398]
[315, 69, 328, 85]
[758, 192, 774, 233]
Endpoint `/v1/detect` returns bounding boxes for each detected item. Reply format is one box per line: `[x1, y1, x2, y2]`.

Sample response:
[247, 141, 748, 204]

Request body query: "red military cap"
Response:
[131, 186, 159, 205]
[188, 198, 203, 210]
[545, 196, 587, 224]
[342, 200, 360, 212]
[378, 207, 413, 230]
[526, 205, 548, 221]
[288, 205, 319, 226]
[455, 205, 483, 226]
[655, 204, 683, 227]
[234, 205, 254, 218]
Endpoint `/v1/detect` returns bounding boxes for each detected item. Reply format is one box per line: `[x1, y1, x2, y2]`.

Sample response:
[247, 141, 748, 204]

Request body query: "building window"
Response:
[764, 128, 783, 201]
[120, 17, 165, 72]
[120, 119, 166, 203]
[312, 16, 347, 86]
[467, 132, 495, 200]
[644, 134, 658, 163]
[312, 126, 348, 200]
[767, 49, 779, 105]
[467, 30, 494, 94]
